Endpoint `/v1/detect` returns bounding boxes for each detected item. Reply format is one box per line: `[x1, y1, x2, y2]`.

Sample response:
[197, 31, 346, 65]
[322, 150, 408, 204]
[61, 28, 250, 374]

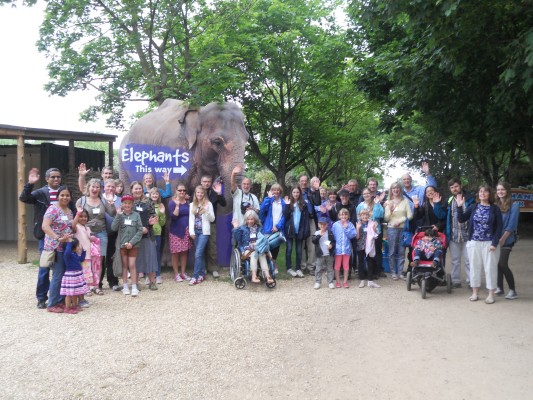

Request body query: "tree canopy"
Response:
[348, 0, 533, 186]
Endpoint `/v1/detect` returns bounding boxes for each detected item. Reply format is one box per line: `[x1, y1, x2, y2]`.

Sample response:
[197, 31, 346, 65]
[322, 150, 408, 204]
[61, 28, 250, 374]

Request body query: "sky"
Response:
[0, 2, 142, 141]
[0, 2, 421, 187]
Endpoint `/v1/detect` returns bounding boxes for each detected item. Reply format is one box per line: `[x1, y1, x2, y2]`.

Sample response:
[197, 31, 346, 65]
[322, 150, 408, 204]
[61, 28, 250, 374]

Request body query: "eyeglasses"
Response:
[48, 176, 61, 179]
[177, 189, 186, 192]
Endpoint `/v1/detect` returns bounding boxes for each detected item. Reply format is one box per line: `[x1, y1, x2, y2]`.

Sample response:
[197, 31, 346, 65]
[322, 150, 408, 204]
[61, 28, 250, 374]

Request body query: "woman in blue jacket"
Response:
[259, 183, 286, 270]
[495, 182, 520, 300]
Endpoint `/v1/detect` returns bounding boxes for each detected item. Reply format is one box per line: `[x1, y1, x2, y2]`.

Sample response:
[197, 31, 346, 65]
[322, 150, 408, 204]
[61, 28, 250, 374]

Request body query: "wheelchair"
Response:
[229, 248, 277, 290]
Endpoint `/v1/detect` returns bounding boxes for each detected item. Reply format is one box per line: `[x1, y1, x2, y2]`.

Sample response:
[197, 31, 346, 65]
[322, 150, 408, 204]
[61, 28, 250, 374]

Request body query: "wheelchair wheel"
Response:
[229, 248, 241, 282]
[266, 278, 276, 289]
[446, 273, 452, 294]
[234, 277, 246, 289]
[421, 279, 427, 299]
[406, 272, 412, 291]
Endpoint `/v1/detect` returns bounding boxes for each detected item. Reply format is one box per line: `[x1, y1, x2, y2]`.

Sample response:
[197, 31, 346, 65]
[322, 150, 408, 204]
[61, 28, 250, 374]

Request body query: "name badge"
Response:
[124, 219, 132, 226]
[250, 233, 257, 239]
[363, 226, 368, 232]
[136, 206, 143, 211]
[92, 208, 100, 214]
[60, 215, 68, 221]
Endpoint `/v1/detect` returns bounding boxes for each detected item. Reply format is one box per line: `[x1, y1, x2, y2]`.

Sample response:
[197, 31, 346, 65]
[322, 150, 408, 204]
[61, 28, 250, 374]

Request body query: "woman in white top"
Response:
[188, 186, 215, 285]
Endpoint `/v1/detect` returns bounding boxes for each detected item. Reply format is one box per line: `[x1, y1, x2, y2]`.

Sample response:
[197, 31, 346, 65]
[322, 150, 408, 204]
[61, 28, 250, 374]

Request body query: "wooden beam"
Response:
[108, 141, 114, 169]
[68, 140, 75, 172]
[17, 134, 27, 264]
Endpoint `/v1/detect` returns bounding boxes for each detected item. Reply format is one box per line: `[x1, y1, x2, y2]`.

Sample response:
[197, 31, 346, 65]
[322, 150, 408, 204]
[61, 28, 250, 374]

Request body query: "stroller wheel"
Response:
[406, 272, 412, 291]
[421, 279, 427, 299]
[446, 273, 452, 294]
[234, 277, 246, 290]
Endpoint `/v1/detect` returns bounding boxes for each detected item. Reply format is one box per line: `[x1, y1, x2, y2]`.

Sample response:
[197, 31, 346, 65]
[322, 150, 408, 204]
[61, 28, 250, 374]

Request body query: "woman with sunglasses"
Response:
[168, 183, 192, 282]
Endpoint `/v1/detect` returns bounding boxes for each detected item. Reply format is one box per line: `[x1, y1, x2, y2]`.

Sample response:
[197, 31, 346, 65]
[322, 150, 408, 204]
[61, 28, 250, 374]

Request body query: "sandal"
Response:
[251, 277, 260, 284]
[469, 295, 478, 302]
[93, 288, 104, 296]
[266, 277, 274, 284]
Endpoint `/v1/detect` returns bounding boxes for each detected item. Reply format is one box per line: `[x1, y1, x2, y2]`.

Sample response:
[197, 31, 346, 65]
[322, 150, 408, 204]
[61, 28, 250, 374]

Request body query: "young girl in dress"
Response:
[149, 188, 167, 284]
[169, 183, 192, 282]
[332, 208, 357, 288]
[356, 209, 380, 288]
[61, 239, 88, 314]
[73, 209, 94, 293]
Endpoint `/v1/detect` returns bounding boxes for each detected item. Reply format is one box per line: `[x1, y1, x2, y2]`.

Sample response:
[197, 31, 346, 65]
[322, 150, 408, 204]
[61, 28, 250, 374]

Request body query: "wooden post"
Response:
[17, 134, 27, 264]
[68, 140, 75, 172]
[108, 141, 114, 169]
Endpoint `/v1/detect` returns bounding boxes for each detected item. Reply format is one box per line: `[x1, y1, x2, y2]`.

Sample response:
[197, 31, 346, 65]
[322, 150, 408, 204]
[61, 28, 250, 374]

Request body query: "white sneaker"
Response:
[359, 280, 365, 288]
[156, 276, 163, 284]
[328, 283, 335, 289]
[144, 276, 150, 285]
[314, 282, 321, 290]
[175, 274, 183, 282]
[287, 269, 297, 277]
[182, 273, 191, 281]
[295, 269, 304, 278]
[368, 281, 381, 288]
[391, 274, 399, 280]
[399, 273, 406, 280]
[131, 286, 139, 297]
[189, 277, 197, 286]
[122, 286, 130, 295]
[212, 271, 220, 278]
[495, 287, 504, 296]
[505, 290, 518, 300]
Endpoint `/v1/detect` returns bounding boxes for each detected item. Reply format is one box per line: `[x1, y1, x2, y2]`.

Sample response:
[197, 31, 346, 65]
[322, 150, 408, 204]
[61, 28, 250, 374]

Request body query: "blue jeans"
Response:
[48, 251, 65, 308]
[36, 239, 50, 301]
[285, 238, 303, 271]
[154, 236, 162, 277]
[387, 227, 406, 275]
[193, 234, 209, 279]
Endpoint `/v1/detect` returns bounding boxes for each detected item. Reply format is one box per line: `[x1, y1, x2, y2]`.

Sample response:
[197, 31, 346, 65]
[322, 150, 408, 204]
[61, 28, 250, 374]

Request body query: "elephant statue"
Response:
[119, 99, 249, 213]
[119, 99, 249, 267]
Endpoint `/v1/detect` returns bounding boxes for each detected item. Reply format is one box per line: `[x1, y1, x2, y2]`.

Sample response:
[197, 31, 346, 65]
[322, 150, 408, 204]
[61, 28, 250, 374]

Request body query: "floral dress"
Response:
[43, 205, 73, 252]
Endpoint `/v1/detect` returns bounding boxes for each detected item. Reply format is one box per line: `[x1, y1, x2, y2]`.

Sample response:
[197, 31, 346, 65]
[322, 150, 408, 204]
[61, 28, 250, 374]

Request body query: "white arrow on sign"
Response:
[173, 166, 187, 175]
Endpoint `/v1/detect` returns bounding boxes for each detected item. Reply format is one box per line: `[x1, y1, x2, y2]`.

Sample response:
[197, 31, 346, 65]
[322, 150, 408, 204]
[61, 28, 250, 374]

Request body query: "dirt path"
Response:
[0, 239, 531, 399]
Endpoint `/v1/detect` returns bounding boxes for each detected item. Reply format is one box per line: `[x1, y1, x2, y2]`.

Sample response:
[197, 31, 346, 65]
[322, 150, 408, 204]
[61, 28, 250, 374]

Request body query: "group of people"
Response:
[19, 160, 521, 313]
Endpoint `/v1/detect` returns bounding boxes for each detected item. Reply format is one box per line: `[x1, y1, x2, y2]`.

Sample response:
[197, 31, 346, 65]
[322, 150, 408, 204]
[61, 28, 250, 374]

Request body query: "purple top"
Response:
[169, 200, 190, 238]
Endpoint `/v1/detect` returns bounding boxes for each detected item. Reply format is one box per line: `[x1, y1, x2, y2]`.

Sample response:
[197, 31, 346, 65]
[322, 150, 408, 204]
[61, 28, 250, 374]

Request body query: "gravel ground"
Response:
[0, 240, 532, 400]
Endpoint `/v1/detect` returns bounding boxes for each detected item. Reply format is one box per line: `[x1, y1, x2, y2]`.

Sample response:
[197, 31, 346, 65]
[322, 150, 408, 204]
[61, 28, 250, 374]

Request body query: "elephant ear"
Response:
[179, 108, 201, 150]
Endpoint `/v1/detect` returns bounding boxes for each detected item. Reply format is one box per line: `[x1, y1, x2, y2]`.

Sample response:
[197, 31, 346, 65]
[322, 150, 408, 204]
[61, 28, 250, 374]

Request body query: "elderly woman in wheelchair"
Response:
[232, 210, 275, 285]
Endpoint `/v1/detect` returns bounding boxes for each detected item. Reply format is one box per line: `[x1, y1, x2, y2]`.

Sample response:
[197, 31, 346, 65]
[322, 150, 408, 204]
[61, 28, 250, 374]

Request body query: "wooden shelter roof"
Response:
[0, 124, 117, 142]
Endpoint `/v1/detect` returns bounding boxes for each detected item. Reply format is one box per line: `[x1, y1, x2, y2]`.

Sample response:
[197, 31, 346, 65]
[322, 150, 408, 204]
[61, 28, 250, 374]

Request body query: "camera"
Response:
[241, 201, 251, 215]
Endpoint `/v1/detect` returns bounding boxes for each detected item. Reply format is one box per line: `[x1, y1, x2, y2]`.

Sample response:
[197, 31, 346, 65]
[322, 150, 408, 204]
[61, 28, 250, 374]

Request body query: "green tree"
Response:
[36, 0, 253, 128]
[348, 0, 533, 186]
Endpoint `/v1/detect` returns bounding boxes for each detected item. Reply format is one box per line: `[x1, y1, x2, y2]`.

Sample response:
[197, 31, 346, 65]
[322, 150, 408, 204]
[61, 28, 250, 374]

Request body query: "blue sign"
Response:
[120, 144, 193, 182]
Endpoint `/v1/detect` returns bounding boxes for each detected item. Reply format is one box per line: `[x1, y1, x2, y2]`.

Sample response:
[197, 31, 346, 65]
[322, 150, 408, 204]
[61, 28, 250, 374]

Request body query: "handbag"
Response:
[39, 250, 56, 268]
[255, 231, 270, 254]
[400, 218, 413, 247]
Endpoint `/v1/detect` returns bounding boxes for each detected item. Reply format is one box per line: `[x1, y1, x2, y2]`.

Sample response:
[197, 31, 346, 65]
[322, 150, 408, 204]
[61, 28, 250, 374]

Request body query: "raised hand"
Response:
[28, 168, 40, 184]
[456, 193, 464, 207]
[433, 192, 442, 203]
[163, 171, 170, 182]
[78, 163, 90, 176]
[283, 195, 290, 204]
[232, 219, 239, 229]
[159, 204, 165, 214]
[212, 181, 222, 194]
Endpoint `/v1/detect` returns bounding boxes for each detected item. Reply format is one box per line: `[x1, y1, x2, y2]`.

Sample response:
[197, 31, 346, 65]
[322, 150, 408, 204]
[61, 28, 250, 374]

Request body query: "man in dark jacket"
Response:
[19, 167, 76, 309]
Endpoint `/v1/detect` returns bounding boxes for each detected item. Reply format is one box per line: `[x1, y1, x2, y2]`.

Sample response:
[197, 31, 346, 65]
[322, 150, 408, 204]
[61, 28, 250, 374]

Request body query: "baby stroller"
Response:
[229, 231, 284, 290]
[406, 227, 452, 299]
